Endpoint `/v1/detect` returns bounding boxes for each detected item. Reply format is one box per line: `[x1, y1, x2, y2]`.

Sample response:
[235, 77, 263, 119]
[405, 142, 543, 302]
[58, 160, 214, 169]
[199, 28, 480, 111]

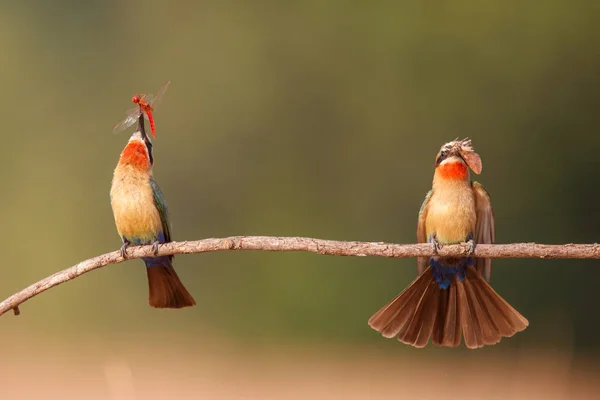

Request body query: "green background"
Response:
[1, 1, 599, 398]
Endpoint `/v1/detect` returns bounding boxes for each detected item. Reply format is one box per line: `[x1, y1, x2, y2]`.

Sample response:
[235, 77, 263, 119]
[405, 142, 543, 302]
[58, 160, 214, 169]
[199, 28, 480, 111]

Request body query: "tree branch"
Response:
[2, 236, 599, 316]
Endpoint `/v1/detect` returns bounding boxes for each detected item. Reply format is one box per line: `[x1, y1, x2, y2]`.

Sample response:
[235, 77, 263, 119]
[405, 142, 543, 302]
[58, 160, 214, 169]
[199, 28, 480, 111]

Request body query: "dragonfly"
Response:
[113, 80, 171, 138]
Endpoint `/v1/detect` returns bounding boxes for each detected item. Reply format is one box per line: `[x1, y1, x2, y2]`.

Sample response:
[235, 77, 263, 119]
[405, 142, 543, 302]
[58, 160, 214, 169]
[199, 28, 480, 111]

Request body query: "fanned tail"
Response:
[146, 264, 196, 309]
[368, 268, 434, 339]
[368, 266, 528, 348]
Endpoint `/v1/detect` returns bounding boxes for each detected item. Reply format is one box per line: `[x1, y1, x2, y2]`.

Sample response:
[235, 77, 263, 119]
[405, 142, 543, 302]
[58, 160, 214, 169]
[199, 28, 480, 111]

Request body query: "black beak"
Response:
[137, 111, 154, 165]
[137, 111, 148, 141]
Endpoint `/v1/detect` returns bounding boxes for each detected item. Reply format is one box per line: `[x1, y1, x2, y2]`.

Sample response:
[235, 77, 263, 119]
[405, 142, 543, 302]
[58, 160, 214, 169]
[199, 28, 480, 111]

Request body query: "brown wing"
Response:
[472, 181, 495, 281]
[417, 190, 433, 274]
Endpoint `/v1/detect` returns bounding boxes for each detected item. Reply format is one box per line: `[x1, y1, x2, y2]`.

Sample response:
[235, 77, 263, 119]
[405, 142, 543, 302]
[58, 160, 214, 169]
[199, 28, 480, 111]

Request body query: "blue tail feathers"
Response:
[142, 255, 172, 268]
[122, 233, 170, 268]
[430, 257, 474, 289]
[428, 233, 475, 289]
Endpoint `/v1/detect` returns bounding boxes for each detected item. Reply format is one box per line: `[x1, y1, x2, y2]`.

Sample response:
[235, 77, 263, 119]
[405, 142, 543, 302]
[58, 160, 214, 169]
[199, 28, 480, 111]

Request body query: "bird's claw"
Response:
[152, 241, 160, 256]
[466, 239, 477, 256]
[120, 241, 130, 259]
[430, 237, 441, 255]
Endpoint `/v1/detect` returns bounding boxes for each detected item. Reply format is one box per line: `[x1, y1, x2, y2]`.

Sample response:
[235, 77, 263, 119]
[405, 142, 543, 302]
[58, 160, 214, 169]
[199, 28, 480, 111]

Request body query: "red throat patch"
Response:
[437, 160, 468, 180]
[119, 141, 150, 170]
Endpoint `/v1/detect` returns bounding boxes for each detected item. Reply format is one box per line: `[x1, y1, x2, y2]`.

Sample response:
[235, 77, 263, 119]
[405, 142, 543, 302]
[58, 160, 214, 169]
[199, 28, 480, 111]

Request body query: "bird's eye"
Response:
[437, 150, 448, 165]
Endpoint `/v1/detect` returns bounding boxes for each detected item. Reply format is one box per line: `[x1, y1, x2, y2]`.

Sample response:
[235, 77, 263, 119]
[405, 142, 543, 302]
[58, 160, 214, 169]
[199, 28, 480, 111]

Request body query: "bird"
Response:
[110, 114, 195, 309]
[368, 139, 528, 348]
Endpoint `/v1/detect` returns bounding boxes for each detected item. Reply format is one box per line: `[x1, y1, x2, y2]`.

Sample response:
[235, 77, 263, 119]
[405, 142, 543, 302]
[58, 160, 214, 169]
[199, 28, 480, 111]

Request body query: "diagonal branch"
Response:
[1, 236, 599, 316]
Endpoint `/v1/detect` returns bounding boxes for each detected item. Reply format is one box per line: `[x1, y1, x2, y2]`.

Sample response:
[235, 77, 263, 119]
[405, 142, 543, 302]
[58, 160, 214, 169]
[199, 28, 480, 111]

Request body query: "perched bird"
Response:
[368, 139, 527, 348]
[110, 114, 195, 308]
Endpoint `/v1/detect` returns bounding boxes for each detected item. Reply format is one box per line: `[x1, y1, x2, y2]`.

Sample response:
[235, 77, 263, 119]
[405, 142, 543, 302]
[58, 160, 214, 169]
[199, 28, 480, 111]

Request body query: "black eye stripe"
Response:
[437, 150, 448, 165]
[144, 139, 154, 165]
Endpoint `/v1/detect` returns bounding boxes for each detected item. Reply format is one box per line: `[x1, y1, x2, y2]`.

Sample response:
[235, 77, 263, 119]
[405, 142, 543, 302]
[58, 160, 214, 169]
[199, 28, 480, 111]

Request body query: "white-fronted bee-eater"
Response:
[110, 114, 195, 309]
[368, 139, 528, 348]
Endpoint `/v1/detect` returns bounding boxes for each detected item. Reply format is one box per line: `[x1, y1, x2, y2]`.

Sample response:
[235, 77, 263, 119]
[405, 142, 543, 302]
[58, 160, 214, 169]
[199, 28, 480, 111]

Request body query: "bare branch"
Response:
[1, 236, 599, 316]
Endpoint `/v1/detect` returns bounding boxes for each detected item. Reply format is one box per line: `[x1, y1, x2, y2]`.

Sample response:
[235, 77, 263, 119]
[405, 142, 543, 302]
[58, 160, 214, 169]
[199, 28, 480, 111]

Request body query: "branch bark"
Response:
[2, 236, 599, 316]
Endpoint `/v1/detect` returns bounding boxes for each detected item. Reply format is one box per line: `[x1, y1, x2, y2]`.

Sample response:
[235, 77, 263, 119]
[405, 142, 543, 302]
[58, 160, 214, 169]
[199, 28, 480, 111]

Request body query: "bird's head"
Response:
[434, 139, 482, 181]
[118, 130, 154, 171]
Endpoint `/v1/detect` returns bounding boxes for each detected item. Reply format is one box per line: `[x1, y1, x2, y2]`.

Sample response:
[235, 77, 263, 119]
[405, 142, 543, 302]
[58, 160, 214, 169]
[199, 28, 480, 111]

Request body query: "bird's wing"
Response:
[150, 177, 171, 244]
[417, 190, 433, 274]
[472, 181, 495, 281]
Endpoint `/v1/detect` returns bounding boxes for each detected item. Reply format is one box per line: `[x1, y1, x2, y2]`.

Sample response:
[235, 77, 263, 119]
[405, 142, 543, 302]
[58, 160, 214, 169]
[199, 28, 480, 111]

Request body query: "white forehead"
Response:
[128, 130, 146, 142]
[439, 155, 464, 165]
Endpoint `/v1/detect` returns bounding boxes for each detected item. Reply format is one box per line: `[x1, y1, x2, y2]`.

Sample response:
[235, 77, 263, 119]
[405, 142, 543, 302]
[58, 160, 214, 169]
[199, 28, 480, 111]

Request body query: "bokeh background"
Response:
[1, 1, 600, 398]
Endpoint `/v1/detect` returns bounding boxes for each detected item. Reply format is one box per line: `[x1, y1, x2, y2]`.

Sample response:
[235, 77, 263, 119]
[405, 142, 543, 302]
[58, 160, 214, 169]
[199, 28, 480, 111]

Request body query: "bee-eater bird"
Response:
[110, 114, 195, 309]
[368, 139, 528, 348]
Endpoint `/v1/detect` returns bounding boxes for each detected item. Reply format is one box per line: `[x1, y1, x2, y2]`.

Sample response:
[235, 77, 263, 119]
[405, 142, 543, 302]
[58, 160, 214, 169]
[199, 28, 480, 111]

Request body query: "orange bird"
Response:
[368, 139, 528, 348]
[110, 113, 195, 308]
[113, 80, 171, 138]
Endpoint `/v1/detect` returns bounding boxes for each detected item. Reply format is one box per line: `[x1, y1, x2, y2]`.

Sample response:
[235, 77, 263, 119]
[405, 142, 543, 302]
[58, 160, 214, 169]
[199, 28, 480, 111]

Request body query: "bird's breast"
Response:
[425, 184, 476, 245]
[110, 166, 162, 243]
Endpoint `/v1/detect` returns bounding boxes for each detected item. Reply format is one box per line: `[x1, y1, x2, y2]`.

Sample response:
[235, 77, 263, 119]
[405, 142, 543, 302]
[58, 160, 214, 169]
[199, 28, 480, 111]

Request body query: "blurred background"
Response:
[1, 1, 599, 398]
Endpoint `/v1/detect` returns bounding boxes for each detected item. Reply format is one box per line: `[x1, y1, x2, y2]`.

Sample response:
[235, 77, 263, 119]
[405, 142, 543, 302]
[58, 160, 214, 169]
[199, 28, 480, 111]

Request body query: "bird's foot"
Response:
[430, 236, 442, 255]
[152, 241, 160, 256]
[465, 238, 477, 257]
[120, 241, 130, 259]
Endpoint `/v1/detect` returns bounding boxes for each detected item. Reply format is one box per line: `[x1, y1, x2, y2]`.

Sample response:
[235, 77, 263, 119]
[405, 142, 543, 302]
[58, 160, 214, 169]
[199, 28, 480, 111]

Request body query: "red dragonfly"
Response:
[113, 80, 171, 138]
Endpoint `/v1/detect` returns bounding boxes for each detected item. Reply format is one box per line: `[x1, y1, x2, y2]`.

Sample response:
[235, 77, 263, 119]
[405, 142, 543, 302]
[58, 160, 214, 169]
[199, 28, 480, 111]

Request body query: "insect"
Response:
[113, 80, 171, 138]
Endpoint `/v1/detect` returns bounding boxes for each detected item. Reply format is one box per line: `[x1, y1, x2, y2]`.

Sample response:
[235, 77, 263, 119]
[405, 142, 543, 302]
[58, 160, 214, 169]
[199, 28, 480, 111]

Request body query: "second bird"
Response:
[110, 114, 195, 309]
[369, 139, 528, 348]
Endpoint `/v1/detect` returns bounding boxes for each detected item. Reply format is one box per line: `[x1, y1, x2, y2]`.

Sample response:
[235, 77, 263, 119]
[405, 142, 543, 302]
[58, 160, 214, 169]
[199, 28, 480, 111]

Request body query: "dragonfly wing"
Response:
[113, 115, 138, 133]
[113, 107, 141, 133]
[149, 80, 171, 109]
